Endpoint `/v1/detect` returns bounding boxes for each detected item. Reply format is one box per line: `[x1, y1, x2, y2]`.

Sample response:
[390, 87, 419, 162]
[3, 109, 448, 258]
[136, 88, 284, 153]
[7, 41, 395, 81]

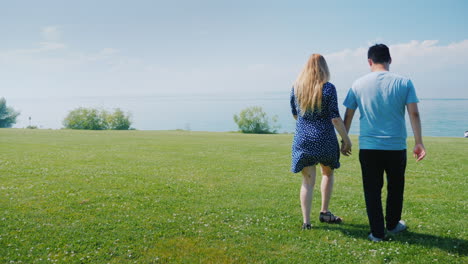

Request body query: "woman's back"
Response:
[290, 82, 341, 173]
[291, 82, 340, 135]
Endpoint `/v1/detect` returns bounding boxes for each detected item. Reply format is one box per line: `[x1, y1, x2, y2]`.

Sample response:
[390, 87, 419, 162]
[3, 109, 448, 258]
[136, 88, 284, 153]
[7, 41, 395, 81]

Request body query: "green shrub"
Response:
[63, 107, 132, 130]
[0, 97, 20, 128]
[107, 108, 131, 130]
[233, 106, 279, 134]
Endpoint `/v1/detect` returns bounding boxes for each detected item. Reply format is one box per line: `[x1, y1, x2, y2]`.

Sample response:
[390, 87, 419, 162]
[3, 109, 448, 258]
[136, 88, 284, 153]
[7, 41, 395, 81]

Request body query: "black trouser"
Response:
[359, 149, 407, 238]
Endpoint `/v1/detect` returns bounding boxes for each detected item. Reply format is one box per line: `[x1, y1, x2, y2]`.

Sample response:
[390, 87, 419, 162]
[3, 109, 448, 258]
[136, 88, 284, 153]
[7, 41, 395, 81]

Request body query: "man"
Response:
[343, 44, 426, 242]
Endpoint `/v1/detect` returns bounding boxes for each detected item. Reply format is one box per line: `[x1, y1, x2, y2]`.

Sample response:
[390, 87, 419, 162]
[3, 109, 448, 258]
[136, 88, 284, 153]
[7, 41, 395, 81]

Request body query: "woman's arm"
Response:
[290, 87, 298, 120]
[332, 117, 352, 156]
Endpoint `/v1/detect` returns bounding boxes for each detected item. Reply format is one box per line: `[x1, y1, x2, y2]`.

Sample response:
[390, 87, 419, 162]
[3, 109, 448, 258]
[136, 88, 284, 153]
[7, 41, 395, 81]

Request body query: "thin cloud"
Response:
[1, 36, 467, 98]
[327, 39, 468, 72]
[38, 42, 66, 51]
[41, 26, 61, 41]
[324, 40, 468, 98]
[100, 48, 120, 56]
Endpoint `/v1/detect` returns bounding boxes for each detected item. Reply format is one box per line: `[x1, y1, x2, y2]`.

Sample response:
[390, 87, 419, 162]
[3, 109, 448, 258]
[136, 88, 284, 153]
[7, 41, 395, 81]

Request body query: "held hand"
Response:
[413, 143, 426, 162]
[340, 140, 352, 156]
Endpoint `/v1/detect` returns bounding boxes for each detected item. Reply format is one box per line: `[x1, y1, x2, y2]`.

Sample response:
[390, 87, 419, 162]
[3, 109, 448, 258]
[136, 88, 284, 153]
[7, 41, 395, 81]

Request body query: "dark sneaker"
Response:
[368, 233, 384, 242]
[388, 220, 407, 234]
[302, 223, 312, 230]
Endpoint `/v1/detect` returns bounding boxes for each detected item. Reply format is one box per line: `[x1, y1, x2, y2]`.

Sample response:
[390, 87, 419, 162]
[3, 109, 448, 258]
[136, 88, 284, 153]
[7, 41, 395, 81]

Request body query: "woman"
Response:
[290, 54, 352, 229]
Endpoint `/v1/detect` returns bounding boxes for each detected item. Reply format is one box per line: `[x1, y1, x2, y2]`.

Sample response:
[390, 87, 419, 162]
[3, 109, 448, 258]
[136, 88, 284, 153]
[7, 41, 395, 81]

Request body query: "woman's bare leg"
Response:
[300, 166, 317, 224]
[320, 164, 334, 213]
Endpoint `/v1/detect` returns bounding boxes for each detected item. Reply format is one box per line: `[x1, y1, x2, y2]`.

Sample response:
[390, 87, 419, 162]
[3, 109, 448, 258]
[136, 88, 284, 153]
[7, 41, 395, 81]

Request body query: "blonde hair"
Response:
[294, 54, 330, 115]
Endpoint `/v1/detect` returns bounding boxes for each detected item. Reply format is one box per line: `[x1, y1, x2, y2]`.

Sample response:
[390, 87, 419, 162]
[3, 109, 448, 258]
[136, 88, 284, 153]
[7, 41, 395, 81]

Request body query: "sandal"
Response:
[302, 223, 312, 230]
[319, 211, 342, 224]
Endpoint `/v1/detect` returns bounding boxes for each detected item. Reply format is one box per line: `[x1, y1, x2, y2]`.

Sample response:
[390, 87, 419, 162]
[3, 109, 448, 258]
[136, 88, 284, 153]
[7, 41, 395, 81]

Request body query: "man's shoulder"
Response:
[353, 72, 412, 87]
[352, 72, 376, 88]
[385, 72, 411, 82]
[384, 73, 414, 90]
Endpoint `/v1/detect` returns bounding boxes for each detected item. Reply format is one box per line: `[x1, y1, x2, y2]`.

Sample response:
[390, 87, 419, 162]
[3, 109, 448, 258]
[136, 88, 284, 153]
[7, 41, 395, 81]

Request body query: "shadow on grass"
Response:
[315, 223, 467, 256]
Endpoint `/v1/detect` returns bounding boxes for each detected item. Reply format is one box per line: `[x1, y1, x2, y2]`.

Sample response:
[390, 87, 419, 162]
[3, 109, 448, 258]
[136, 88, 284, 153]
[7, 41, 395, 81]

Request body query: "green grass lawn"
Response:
[0, 129, 466, 263]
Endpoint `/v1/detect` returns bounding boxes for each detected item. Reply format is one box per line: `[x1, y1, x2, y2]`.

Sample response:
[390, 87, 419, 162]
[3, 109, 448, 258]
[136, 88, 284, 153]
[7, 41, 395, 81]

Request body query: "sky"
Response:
[1, 0, 468, 102]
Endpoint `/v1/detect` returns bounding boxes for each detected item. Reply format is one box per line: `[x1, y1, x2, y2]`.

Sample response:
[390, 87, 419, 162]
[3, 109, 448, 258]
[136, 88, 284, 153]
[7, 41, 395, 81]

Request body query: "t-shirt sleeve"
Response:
[290, 87, 298, 116]
[343, 88, 358, 110]
[328, 84, 341, 119]
[405, 79, 419, 104]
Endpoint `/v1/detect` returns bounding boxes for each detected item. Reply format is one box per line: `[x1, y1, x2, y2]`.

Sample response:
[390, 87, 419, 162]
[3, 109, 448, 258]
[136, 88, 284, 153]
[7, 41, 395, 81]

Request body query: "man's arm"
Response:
[343, 108, 356, 133]
[332, 117, 352, 156]
[407, 103, 426, 161]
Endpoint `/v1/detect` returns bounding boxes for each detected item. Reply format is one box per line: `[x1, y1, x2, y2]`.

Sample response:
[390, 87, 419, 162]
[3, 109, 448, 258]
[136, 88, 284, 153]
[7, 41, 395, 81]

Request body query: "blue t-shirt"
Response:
[343, 71, 419, 150]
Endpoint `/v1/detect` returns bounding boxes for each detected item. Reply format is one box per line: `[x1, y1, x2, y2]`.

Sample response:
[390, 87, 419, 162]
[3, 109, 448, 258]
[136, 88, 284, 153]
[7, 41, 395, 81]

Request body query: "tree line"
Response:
[63, 108, 132, 130]
[0, 97, 132, 130]
[2, 97, 279, 133]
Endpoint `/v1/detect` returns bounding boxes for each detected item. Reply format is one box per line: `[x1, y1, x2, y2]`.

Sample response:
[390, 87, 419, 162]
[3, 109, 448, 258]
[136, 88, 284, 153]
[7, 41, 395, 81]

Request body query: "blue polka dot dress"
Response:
[290, 82, 341, 173]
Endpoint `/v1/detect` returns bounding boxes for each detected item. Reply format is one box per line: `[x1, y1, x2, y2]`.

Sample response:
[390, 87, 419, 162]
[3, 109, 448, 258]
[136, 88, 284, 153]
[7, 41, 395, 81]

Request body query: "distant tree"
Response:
[233, 106, 279, 134]
[63, 108, 107, 130]
[0, 98, 20, 128]
[107, 108, 131, 130]
[63, 107, 132, 130]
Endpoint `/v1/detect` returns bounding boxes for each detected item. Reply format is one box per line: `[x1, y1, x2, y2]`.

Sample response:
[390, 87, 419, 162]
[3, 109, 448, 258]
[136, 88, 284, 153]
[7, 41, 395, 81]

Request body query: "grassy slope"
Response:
[0, 129, 466, 263]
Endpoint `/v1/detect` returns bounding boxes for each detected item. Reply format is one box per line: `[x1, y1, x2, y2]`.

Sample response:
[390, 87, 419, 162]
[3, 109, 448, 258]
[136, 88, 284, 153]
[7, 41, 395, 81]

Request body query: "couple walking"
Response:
[290, 44, 426, 241]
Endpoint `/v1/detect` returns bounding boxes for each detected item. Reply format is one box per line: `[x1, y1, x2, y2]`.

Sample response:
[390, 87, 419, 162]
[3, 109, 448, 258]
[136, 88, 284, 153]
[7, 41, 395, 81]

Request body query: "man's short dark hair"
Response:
[368, 44, 391, 64]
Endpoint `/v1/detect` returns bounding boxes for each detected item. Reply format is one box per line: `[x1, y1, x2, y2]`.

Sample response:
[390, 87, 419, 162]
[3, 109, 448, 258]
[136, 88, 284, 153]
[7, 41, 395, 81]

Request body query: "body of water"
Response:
[9, 93, 468, 138]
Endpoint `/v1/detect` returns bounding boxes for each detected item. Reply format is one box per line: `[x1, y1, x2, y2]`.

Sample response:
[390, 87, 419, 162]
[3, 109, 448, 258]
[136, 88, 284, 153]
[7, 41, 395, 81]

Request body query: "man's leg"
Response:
[384, 150, 407, 230]
[359, 150, 385, 238]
